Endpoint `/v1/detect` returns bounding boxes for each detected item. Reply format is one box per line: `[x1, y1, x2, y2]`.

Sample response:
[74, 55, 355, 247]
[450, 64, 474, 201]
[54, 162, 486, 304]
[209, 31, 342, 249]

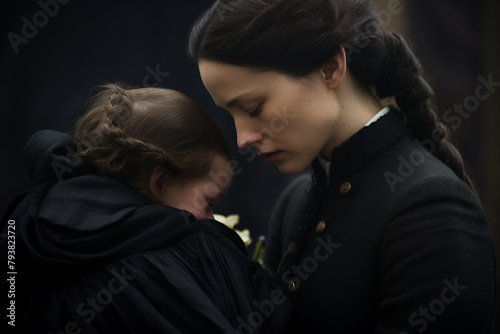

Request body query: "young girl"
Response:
[2, 84, 290, 333]
[188, 0, 497, 332]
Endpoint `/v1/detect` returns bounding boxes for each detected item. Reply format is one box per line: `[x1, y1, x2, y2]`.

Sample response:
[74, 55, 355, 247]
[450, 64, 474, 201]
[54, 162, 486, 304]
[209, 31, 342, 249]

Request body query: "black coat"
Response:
[264, 109, 496, 333]
[1, 130, 291, 334]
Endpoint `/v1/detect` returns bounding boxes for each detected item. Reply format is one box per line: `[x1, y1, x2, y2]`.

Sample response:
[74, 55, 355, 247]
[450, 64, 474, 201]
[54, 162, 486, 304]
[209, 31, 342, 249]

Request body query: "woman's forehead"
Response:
[199, 60, 279, 106]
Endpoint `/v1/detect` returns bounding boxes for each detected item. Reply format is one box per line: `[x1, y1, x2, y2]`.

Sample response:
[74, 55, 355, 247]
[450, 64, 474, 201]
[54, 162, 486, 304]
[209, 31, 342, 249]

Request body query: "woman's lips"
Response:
[259, 151, 282, 164]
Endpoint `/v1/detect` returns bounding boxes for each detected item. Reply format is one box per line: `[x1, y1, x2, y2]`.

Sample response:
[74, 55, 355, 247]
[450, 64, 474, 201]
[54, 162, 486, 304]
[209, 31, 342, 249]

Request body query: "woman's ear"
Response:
[149, 165, 170, 202]
[321, 47, 347, 90]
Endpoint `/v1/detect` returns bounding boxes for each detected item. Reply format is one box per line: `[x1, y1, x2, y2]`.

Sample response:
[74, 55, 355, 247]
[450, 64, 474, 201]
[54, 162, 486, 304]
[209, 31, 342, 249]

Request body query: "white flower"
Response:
[234, 229, 252, 247]
[213, 214, 240, 229]
[213, 214, 252, 247]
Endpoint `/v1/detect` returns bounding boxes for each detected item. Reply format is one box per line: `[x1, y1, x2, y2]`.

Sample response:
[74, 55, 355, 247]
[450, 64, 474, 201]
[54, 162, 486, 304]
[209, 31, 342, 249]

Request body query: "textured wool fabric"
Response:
[265, 108, 496, 333]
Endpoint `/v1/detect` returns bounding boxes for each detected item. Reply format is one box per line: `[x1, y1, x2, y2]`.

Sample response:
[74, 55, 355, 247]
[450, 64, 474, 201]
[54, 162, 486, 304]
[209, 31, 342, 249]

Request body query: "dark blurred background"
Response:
[1, 0, 499, 329]
[0, 0, 297, 237]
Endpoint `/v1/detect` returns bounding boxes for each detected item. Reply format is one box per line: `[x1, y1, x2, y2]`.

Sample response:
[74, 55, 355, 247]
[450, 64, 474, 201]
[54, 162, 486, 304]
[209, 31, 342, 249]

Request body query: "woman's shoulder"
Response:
[374, 142, 491, 244]
[365, 134, 475, 198]
[338, 135, 489, 234]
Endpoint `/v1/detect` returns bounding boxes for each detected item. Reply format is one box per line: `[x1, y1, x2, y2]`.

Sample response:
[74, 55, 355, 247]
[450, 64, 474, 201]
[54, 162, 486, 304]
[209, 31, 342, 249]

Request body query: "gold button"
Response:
[340, 182, 352, 195]
[287, 242, 297, 255]
[287, 280, 296, 294]
[316, 221, 326, 234]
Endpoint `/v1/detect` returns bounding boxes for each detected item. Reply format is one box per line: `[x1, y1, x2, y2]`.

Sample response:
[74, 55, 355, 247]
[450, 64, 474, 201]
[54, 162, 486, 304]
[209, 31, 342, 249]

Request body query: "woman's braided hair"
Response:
[188, 0, 475, 192]
[74, 83, 231, 194]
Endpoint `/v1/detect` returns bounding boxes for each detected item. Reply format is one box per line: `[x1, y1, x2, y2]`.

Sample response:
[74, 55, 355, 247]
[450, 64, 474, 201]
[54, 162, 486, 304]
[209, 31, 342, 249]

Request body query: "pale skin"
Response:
[199, 48, 383, 174]
[148, 154, 233, 220]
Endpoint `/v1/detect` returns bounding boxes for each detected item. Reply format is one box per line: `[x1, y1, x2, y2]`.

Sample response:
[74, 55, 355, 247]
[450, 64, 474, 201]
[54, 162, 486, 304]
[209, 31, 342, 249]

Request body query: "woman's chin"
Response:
[277, 160, 308, 175]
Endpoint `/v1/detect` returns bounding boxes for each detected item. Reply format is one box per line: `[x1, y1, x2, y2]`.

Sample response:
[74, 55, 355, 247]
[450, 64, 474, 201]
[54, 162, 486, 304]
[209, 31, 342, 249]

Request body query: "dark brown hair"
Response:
[188, 0, 475, 191]
[74, 83, 231, 194]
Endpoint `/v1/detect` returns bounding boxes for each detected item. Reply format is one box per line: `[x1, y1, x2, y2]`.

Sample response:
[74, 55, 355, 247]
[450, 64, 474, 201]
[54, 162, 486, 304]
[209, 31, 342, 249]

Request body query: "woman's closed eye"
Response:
[249, 104, 263, 119]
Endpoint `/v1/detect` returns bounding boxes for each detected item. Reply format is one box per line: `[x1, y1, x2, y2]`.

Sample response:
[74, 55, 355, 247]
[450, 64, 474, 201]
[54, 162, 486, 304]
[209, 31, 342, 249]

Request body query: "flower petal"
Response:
[235, 229, 252, 247]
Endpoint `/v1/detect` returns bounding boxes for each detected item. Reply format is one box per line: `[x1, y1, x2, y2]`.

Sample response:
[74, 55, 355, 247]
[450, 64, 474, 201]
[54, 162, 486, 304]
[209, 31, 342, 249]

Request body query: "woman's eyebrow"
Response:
[225, 91, 256, 108]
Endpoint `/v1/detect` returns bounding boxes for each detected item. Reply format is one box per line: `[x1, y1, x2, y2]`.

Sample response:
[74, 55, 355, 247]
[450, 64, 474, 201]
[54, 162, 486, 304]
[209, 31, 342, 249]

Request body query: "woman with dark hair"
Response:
[1, 84, 290, 333]
[188, 0, 497, 332]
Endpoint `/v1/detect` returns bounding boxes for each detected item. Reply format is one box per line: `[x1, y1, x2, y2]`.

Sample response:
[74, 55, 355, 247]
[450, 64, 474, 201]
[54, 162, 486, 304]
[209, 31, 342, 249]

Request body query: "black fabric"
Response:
[264, 108, 497, 333]
[1, 130, 291, 333]
[264, 175, 311, 273]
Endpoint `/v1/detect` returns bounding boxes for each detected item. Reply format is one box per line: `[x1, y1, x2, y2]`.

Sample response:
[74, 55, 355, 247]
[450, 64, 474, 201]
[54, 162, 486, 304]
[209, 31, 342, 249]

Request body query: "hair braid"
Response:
[76, 84, 175, 179]
[74, 83, 230, 194]
[343, 25, 475, 192]
[369, 32, 476, 192]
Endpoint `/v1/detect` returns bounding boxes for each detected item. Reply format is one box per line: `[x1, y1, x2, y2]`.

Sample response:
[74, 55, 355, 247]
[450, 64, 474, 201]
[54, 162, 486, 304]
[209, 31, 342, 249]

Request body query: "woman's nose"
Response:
[234, 116, 263, 149]
[237, 129, 263, 150]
